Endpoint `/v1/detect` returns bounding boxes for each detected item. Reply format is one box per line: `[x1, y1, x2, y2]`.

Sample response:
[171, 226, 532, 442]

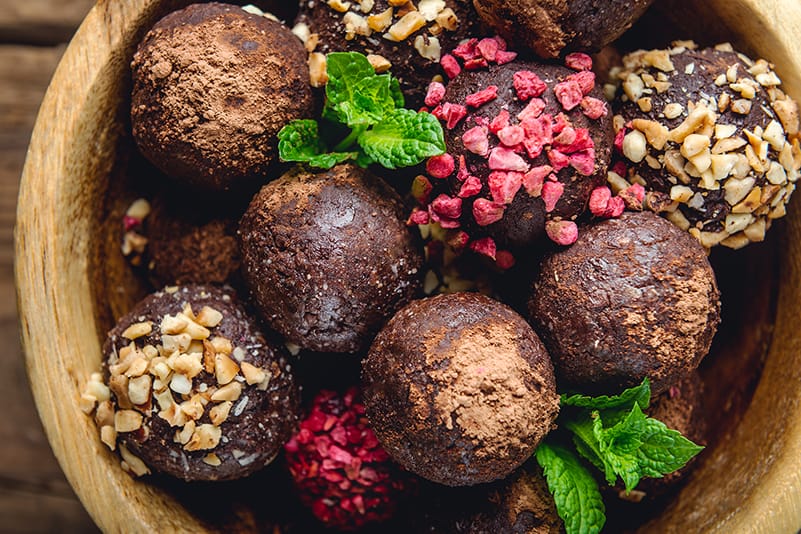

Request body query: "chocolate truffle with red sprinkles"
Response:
[472, 0, 654, 59]
[610, 41, 801, 249]
[284, 387, 412, 530]
[295, 0, 482, 107]
[96, 285, 300, 481]
[363, 292, 560, 486]
[131, 3, 314, 191]
[412, 46, 616, 264]
[528, 211, 721, 396]
[238, 163, 423, 354]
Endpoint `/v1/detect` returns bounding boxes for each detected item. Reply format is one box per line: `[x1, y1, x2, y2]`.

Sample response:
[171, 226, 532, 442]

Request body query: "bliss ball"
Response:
[363, 292, 559, 486]
[238, 164, 423, 353]
[472, 0, 653, 58]
[295, 0, 482, 107]
[528, 211, 720, 395]
[284, 387, 412, 530]
[611, 41, 801, 249]
[131, 3, 314, 191]
[417, 51, 614, 261]
[96, 285, 300, 481]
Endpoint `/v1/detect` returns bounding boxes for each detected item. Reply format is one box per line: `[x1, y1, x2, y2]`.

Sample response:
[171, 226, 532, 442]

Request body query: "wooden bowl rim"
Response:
[14, 0, 801, 532]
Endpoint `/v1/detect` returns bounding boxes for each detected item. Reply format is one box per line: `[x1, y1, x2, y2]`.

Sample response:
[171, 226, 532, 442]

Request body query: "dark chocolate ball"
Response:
[472, 0, 654, 58]
[100, 285, 300, 481]
[427, 56, 613, 253]
[612, 42, 801, 249]
[363, 292, 559, 486]
[528, 211, 720, 395]
[131, 3, 314, 191]
[238, 164, 424, 354]
[143, 192, 243, 286]
[295, 0, 482, 107]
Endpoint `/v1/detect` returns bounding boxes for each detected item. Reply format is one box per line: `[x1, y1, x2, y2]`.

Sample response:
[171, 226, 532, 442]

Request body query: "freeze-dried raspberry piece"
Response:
[473, 198, 506, 226]
[565, 52, 593, 71]
[554, 79, 583, 111]
[513, 70, 548, 101]
[466, 86, 498, 108]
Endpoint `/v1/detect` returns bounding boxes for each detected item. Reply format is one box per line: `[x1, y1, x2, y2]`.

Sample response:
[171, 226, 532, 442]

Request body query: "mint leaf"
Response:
[536, 442, 606, 534]
[358, 109, 445, 169]
[562, 378, 651, 411]
[324, 52, 378, 125]
[636, 418, 704, 478]
[593, 405, 648, 491]
[390, 76, 404, 108]
[565, 415, 605, 472]
[277, 120, 357, 169]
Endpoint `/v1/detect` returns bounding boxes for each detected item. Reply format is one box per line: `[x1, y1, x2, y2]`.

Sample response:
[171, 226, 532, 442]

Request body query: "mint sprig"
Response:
[537, 378, 704, 534]
[279, 52, 444, 170]
[536, 442, 606, 534]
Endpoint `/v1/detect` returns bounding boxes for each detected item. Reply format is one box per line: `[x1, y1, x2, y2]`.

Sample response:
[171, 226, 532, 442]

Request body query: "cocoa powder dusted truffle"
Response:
[413, 49, 616, 263]
[93, 285, 300, 481]
[610, 41, 801, 249]
[472, 0, 654, 58]
[238, 163, 423, 354]
[284, 387, 412, 530]
[363, 292, 560, 486]
[528, 211, 720, 396]
[131, 3, 314, 191]
[295, 0, 482, 107]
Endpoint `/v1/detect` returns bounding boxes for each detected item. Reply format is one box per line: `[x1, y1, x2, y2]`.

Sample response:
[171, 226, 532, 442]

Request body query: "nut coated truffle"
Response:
[238, 163, 423, 353]
[131, 3, 314, 191]
[95, 285, 300, 481]
[472, 0, 653, 58]
[529, 211, 720, 395]
[363, 292, 560, 486]
[611, 41, 801, 249]
[413, 50, 613, 262]
[295, 0, 482, 107]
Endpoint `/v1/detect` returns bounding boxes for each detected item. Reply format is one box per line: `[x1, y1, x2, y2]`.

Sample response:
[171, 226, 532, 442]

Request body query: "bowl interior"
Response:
[16, 0, 801, 532]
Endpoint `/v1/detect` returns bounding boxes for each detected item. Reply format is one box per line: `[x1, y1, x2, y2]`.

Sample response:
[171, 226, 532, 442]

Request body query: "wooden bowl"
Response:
[14, 0, 801, 531]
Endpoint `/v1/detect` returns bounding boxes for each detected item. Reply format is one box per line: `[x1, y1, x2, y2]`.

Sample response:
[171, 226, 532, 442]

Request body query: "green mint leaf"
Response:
[390, 76, 404, 108]
[636, 418, 704, 478]
[536, 442, 606, 534]
[324, 52, 381, 126]
[358, 109, 445, 169]
[277, 120, 358, 169]
[565, 415, 605, 473]
[592, 404, 648, 491]
[336, 74, 397, 126]
[562, 378, 651, 411]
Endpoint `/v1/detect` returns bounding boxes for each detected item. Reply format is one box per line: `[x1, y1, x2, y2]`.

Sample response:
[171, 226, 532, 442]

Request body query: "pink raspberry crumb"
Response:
[542, 181, 564, 212]
[441, 54, 461, 79]
[568, 71, 596, 96]
[554, 79, 583, 111]
[425, 82, 446, 107]
[488, 171, 523, 204]
[546, 220, 578, 246]
[462, 126, 490, 156]
[472, 198, 506, 226]
[458, 176, 483, 198]
[513, 71, 548, 101]
[495, 250, 516, 270]
[466, 86, 498, 108]
[489, 147, 530, 172]
[565, 52, 593, 71]
[498, 125, 526, 147]
[470, 237, 497, 259]
[477, 38, 499, 61]
[581, 97, 608, 120]
[426, 153, 455, 179]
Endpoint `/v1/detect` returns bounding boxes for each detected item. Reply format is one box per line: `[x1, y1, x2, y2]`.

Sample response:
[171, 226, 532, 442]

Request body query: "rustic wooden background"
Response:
[2, 0, 98, 531]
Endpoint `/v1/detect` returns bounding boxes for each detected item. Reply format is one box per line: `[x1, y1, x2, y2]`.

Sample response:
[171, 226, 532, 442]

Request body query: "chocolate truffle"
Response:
[238, 163, 423, 353]
[98, 285, 300, 481]
[528, 211, 720, 395]
[295, 0, 482, 107]
[414, 51, 614, 262]
[139, 192, 243, 286]
[472, 0, 653, 58]
[131, 3, 314, 191]
[363, 292, 560, 486]
[611, 41, 801, 249]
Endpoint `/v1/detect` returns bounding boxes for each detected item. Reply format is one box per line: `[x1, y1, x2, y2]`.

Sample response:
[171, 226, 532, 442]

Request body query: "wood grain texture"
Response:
[12, 0, 801, 533]
[0, 44, 96, 533]
[0, 0, 95, 45]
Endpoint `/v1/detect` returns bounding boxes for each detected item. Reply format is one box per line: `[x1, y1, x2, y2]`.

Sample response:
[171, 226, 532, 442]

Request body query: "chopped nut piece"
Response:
[718, 92, 731, 112]
[668, 104, 715, 143]
[766, 161, 788, 185]
[128, 375, 152, 406]
[681, 134, 711, 159]
[773, 98, 800, 136]
[721, 233, 750, 249]
[178, 313, 211, 340]
[711, 136, 747, 154]
[622, 130, 647, 163]
[636, 97, 652, 112]
[100, 425, 117, 451]
[195, 307, 223, 328]
[666, 209, 691, 231]
[120, 445, 150, 477]
[180, 396, 205, 421]
[725, 213, 755, 234]
[328, 0, 351, 12]
[385, 11, 426, 42]
[367, 54, 392, 73]
[367, 8, 394, 32]
[211, 382, 243, 402]
[79, 394, 97, 414]
[418, 0, 446, 20]
[169, 373, 192, 396]
[124, 357, 148, 378]
[358, 0, 374, 12]
[744, 218, 767, 241]
[623, 73, 645, 101]
[215, 353, 240, 385]
[202, 453, 222, 467]
[173, 353, 203, 379]
[435, 7, 458, 30]
[343, 12, 372, 40]
[185, 424, 222, 451]
[308, 52, 328, 88]
[762, 120, 786, 151]
[670, 185, 694, 203]
[160, 314, 187, 335]
[240, 362, 267, 385]
[291, 21, 310, 44]
[115, 410, 143, 433]
[95, 400, 115, 427]
[663, 103, 683, 119]
[714, 124, 738, 140]
[631, 119, 668, 150]
[162, 333, 192, 354]
[209, 336, 233, 355]
[174, 420, 195, 445]
[732, 186, 763, 213]
[756, 71, 781, 87]
[109, 375, 132, 410]
[122, 322, 152, 340]
[209, 401, 233, 426]
[642, 49, 675, 72]
[126, 198, 151, 220]
[698, 230, 729, 248]
[153, 388, 175, 412]
[730, 99, 752, 115]
[414, 34, 441, 62]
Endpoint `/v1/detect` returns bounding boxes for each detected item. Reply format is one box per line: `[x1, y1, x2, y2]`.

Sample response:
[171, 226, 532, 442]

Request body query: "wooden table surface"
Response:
[2, 0, 99, 531]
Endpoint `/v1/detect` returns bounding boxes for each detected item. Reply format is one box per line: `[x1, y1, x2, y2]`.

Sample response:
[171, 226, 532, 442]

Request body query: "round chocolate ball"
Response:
[363, 292, 560, 486]
[100, 285, 300, 481]
[238, 163, 424, 353]
[142, 192, 243, 286]
[528, 211, 721, 395]
[295, 0, 482, 107]
[472, 0, 654, 58]
[422, 54, 613, 257]
[611, 42, 801, 249]
[131, 3, 314, 191]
